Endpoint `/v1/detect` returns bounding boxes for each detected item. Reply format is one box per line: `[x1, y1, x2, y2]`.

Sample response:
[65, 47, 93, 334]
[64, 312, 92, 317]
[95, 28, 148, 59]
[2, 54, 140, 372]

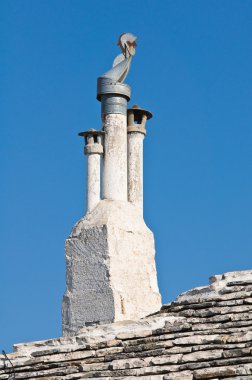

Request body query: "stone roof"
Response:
[1, 270, 252, 380]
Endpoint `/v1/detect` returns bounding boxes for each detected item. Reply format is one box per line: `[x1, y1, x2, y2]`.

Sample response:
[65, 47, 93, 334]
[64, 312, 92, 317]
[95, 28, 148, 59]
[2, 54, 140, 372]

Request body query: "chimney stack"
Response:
[127, 105, 152, 213]
[78, 129, 104, 213]
[97, 80, 130, 201]
[62, 34, 161, 336]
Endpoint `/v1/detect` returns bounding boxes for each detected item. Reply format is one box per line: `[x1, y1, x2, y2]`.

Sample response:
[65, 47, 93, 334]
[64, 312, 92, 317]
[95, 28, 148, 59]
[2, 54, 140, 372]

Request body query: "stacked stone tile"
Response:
[1, 270, 252, 379]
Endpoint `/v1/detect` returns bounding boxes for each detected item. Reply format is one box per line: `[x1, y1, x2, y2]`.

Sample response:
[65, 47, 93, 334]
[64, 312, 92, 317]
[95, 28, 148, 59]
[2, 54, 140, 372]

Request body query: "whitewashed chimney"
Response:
[127, 105, 152, 213]
[79, 129, 104, 213]
[62, 34, 161, 336]
[99, 84, 129, 201]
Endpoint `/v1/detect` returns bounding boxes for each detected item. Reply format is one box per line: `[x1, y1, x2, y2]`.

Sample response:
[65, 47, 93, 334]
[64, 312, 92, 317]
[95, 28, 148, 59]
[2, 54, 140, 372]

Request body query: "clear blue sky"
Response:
[1, 0, 252, 352]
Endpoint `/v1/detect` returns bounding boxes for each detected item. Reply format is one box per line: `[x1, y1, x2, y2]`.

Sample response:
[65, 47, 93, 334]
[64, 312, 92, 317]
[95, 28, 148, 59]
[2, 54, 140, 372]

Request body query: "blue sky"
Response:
[1, 0, 252, 352]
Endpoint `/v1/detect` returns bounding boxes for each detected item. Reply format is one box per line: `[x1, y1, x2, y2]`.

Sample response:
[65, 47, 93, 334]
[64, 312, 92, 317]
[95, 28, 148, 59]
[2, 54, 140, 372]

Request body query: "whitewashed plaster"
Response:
[102, 114, 127, 201]
[62, 200, 161, 336]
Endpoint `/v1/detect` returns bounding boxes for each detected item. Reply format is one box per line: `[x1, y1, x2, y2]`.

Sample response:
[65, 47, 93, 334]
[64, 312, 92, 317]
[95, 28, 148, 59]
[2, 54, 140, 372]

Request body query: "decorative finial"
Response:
[100, 33, 137, 83]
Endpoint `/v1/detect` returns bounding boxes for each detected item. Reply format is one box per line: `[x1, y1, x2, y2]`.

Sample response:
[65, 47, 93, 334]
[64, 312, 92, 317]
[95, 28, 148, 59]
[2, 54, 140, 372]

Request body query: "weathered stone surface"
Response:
[2, 270, 252, 379]
[62, 200, 161, 336]
[181, 349, 223, 362]
[163, 373, 193, 380]
[174, 334, 222, 346]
